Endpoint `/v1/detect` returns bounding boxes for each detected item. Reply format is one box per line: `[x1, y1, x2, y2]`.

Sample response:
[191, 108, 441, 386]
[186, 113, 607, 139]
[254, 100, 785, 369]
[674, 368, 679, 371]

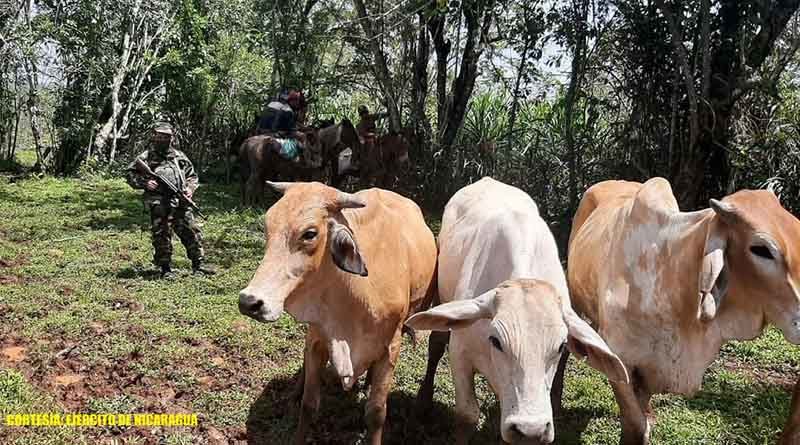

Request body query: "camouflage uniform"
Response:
[126, 145, 205, 270]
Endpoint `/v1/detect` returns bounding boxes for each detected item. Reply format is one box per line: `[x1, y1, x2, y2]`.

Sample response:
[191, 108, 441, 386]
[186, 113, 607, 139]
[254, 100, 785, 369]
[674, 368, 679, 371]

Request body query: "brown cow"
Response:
[566, 177, 800, 445]
[238, 182, 437, 445]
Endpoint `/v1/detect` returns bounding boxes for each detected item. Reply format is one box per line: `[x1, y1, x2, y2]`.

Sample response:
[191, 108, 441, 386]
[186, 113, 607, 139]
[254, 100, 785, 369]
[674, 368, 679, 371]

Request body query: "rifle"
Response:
[134, 158, 205, 219]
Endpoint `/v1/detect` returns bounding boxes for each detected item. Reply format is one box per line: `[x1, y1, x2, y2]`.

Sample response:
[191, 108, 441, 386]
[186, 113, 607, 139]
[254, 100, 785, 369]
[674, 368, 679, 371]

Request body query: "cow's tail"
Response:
[402, 237, 440, 348]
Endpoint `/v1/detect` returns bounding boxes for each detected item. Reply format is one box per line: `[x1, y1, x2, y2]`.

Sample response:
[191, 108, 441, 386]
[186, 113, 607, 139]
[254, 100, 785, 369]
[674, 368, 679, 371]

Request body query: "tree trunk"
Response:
[439, 2, 494, 149]
[410, 11, 431, 154]
[507, 41, 530, 150]
[23, 57, 44, 169]
[22, 0, 44, 170]
[564, 0, 589, 215]
[352, 0, 401, 132]
[428, 13, 449, 138]
[94, 0, 141, 160]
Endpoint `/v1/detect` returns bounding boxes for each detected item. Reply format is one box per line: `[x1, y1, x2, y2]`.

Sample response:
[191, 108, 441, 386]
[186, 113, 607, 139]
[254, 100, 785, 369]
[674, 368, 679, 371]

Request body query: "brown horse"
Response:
[238, 131, 324, 206]
[338, 130, 411, 189]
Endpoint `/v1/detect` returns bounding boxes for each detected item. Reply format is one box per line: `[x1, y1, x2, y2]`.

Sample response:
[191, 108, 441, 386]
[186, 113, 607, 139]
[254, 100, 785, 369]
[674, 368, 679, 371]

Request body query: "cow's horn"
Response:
[335, 191, 366, 209]
[709, 198, 740, 225]
[266, 181, 294, 195]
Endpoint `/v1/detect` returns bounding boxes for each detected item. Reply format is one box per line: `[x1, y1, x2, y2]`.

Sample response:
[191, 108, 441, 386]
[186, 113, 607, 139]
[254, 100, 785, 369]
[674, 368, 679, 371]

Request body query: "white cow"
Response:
[407, 177, 629, 445]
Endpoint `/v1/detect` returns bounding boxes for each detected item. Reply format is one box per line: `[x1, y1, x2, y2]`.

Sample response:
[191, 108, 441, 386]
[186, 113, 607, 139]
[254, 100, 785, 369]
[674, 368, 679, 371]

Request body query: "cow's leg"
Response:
[295, 330, 329, 445]
[239, 154, 249, 205]
[450, 335, 479, 445]
[550, 349, 570, 419]
[245, 174, 258, 206]
[255, 175, 266, 206]
[292, 364, 305, 403]
[240, 175, 247, 205]
[365, 329, 402, 445]
[417, 330, 450, 412]
[611, 379, 650, 445]
[780, 379, 800, 445]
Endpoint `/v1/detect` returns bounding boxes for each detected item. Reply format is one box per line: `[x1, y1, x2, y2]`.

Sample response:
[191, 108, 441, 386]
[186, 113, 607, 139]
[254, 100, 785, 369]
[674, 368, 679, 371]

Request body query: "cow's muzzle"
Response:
[502, 415, 554, 445]
[238, 289, 282, 322]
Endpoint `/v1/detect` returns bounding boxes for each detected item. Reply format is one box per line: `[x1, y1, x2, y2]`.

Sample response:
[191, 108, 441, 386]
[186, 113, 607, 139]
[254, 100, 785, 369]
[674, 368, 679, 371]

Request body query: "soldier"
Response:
[126, 123, 215, 279]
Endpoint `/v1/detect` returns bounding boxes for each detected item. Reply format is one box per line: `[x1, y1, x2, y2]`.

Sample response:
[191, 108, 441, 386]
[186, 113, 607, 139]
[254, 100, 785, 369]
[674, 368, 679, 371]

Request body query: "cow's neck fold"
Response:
[659, 210, 764, 343]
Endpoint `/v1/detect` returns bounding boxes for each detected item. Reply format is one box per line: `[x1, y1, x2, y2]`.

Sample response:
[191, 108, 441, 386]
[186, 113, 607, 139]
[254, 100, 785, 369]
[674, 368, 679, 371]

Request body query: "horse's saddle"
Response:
[263, 134, 302, 163]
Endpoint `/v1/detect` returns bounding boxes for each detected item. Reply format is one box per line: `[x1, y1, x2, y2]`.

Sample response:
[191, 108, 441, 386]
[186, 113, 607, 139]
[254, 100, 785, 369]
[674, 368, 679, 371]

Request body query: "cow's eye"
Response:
[301, 229, 318, 241]
[750, 245, 775, 260]
[489, 335, 503, 352]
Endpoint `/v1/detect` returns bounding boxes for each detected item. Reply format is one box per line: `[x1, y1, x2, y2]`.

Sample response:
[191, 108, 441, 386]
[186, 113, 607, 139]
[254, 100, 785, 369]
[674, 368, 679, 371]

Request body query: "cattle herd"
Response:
[237, 176, 800, 445]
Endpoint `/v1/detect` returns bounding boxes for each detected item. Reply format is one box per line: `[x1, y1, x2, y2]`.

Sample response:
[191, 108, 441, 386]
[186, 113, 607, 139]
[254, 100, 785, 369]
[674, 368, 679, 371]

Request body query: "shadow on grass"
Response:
[245, 371, 462, 445]
[115, 266, 162, 281]
[243, 370, 596, 444]
[554, 406, 604, 445]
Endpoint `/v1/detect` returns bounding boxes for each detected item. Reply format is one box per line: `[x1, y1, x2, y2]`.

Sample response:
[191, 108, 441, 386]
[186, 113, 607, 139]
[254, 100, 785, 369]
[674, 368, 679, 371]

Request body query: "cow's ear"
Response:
[564, 308, 629, 384]
[698, 217, 729, 321]
[329, 221, 368, 276]
[405, 290, 496, 332]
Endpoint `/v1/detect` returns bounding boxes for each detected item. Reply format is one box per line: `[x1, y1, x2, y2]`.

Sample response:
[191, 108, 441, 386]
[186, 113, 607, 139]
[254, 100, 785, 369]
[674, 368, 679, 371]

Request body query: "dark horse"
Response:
[316, 119, 362, 185]
[237, 131, 324, 206]
[333, 129, 412, 189]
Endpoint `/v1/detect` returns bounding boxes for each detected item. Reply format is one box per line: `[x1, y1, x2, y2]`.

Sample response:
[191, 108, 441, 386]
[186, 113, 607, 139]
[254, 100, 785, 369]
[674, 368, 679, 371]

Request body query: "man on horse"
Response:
[354, 105, 388, 168]
[256, 89, 314, 165]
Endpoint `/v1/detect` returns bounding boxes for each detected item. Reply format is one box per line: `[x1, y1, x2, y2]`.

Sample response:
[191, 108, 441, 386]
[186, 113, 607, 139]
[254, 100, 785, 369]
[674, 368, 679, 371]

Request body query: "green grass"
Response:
[0, 173, 797, 444]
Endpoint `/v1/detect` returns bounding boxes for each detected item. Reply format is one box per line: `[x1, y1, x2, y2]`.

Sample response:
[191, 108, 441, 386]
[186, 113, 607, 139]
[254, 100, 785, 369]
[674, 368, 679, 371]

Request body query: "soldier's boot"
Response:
[192, 260, 216, 276]
[160, 265, 177, 280]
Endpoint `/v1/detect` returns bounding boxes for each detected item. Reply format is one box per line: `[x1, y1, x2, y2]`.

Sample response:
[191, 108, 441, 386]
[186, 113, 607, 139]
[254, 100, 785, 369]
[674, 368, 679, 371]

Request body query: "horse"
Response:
[316, 119, 362, 185]
[237, 130, 324, 206]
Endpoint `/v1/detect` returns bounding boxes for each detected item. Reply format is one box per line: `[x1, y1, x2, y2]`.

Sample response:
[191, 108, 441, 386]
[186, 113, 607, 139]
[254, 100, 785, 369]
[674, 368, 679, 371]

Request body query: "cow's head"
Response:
[406, 279, 628, 444]
[238, 182, 368, 323]
[703, 190, 800, 343]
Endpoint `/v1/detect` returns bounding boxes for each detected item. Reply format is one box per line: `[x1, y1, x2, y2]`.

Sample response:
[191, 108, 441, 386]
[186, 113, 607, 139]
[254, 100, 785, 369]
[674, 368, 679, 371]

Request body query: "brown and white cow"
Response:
[567, 177, 800, 444]
[238, 181, 437, 445]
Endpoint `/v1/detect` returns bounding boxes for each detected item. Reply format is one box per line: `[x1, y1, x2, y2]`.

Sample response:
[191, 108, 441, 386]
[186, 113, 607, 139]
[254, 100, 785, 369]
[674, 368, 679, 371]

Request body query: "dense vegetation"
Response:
[2, 0, 799, 238]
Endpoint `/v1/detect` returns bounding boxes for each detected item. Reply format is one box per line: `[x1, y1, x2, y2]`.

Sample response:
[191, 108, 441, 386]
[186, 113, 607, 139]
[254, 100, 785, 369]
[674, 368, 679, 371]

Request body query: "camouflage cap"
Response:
[153, 122, 173, 136]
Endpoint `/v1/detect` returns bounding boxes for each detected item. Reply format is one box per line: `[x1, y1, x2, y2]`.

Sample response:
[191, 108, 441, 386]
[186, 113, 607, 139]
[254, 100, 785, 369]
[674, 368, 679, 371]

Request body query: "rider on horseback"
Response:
[355, 105, 388, 168]
[257, 89, 313, 164]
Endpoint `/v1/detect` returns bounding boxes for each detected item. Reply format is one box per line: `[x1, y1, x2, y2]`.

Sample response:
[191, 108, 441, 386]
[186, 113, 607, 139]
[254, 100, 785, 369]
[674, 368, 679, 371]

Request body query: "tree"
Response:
[429, 0, 499, 149]
[92, 0, 174, 166]
[613, 0, 800, 208]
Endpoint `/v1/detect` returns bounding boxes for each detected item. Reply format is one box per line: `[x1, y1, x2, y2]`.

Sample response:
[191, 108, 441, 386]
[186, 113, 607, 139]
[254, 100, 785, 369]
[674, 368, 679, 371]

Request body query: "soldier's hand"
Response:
[145, 180, 158, 191]
[185, 189, 193, 199]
